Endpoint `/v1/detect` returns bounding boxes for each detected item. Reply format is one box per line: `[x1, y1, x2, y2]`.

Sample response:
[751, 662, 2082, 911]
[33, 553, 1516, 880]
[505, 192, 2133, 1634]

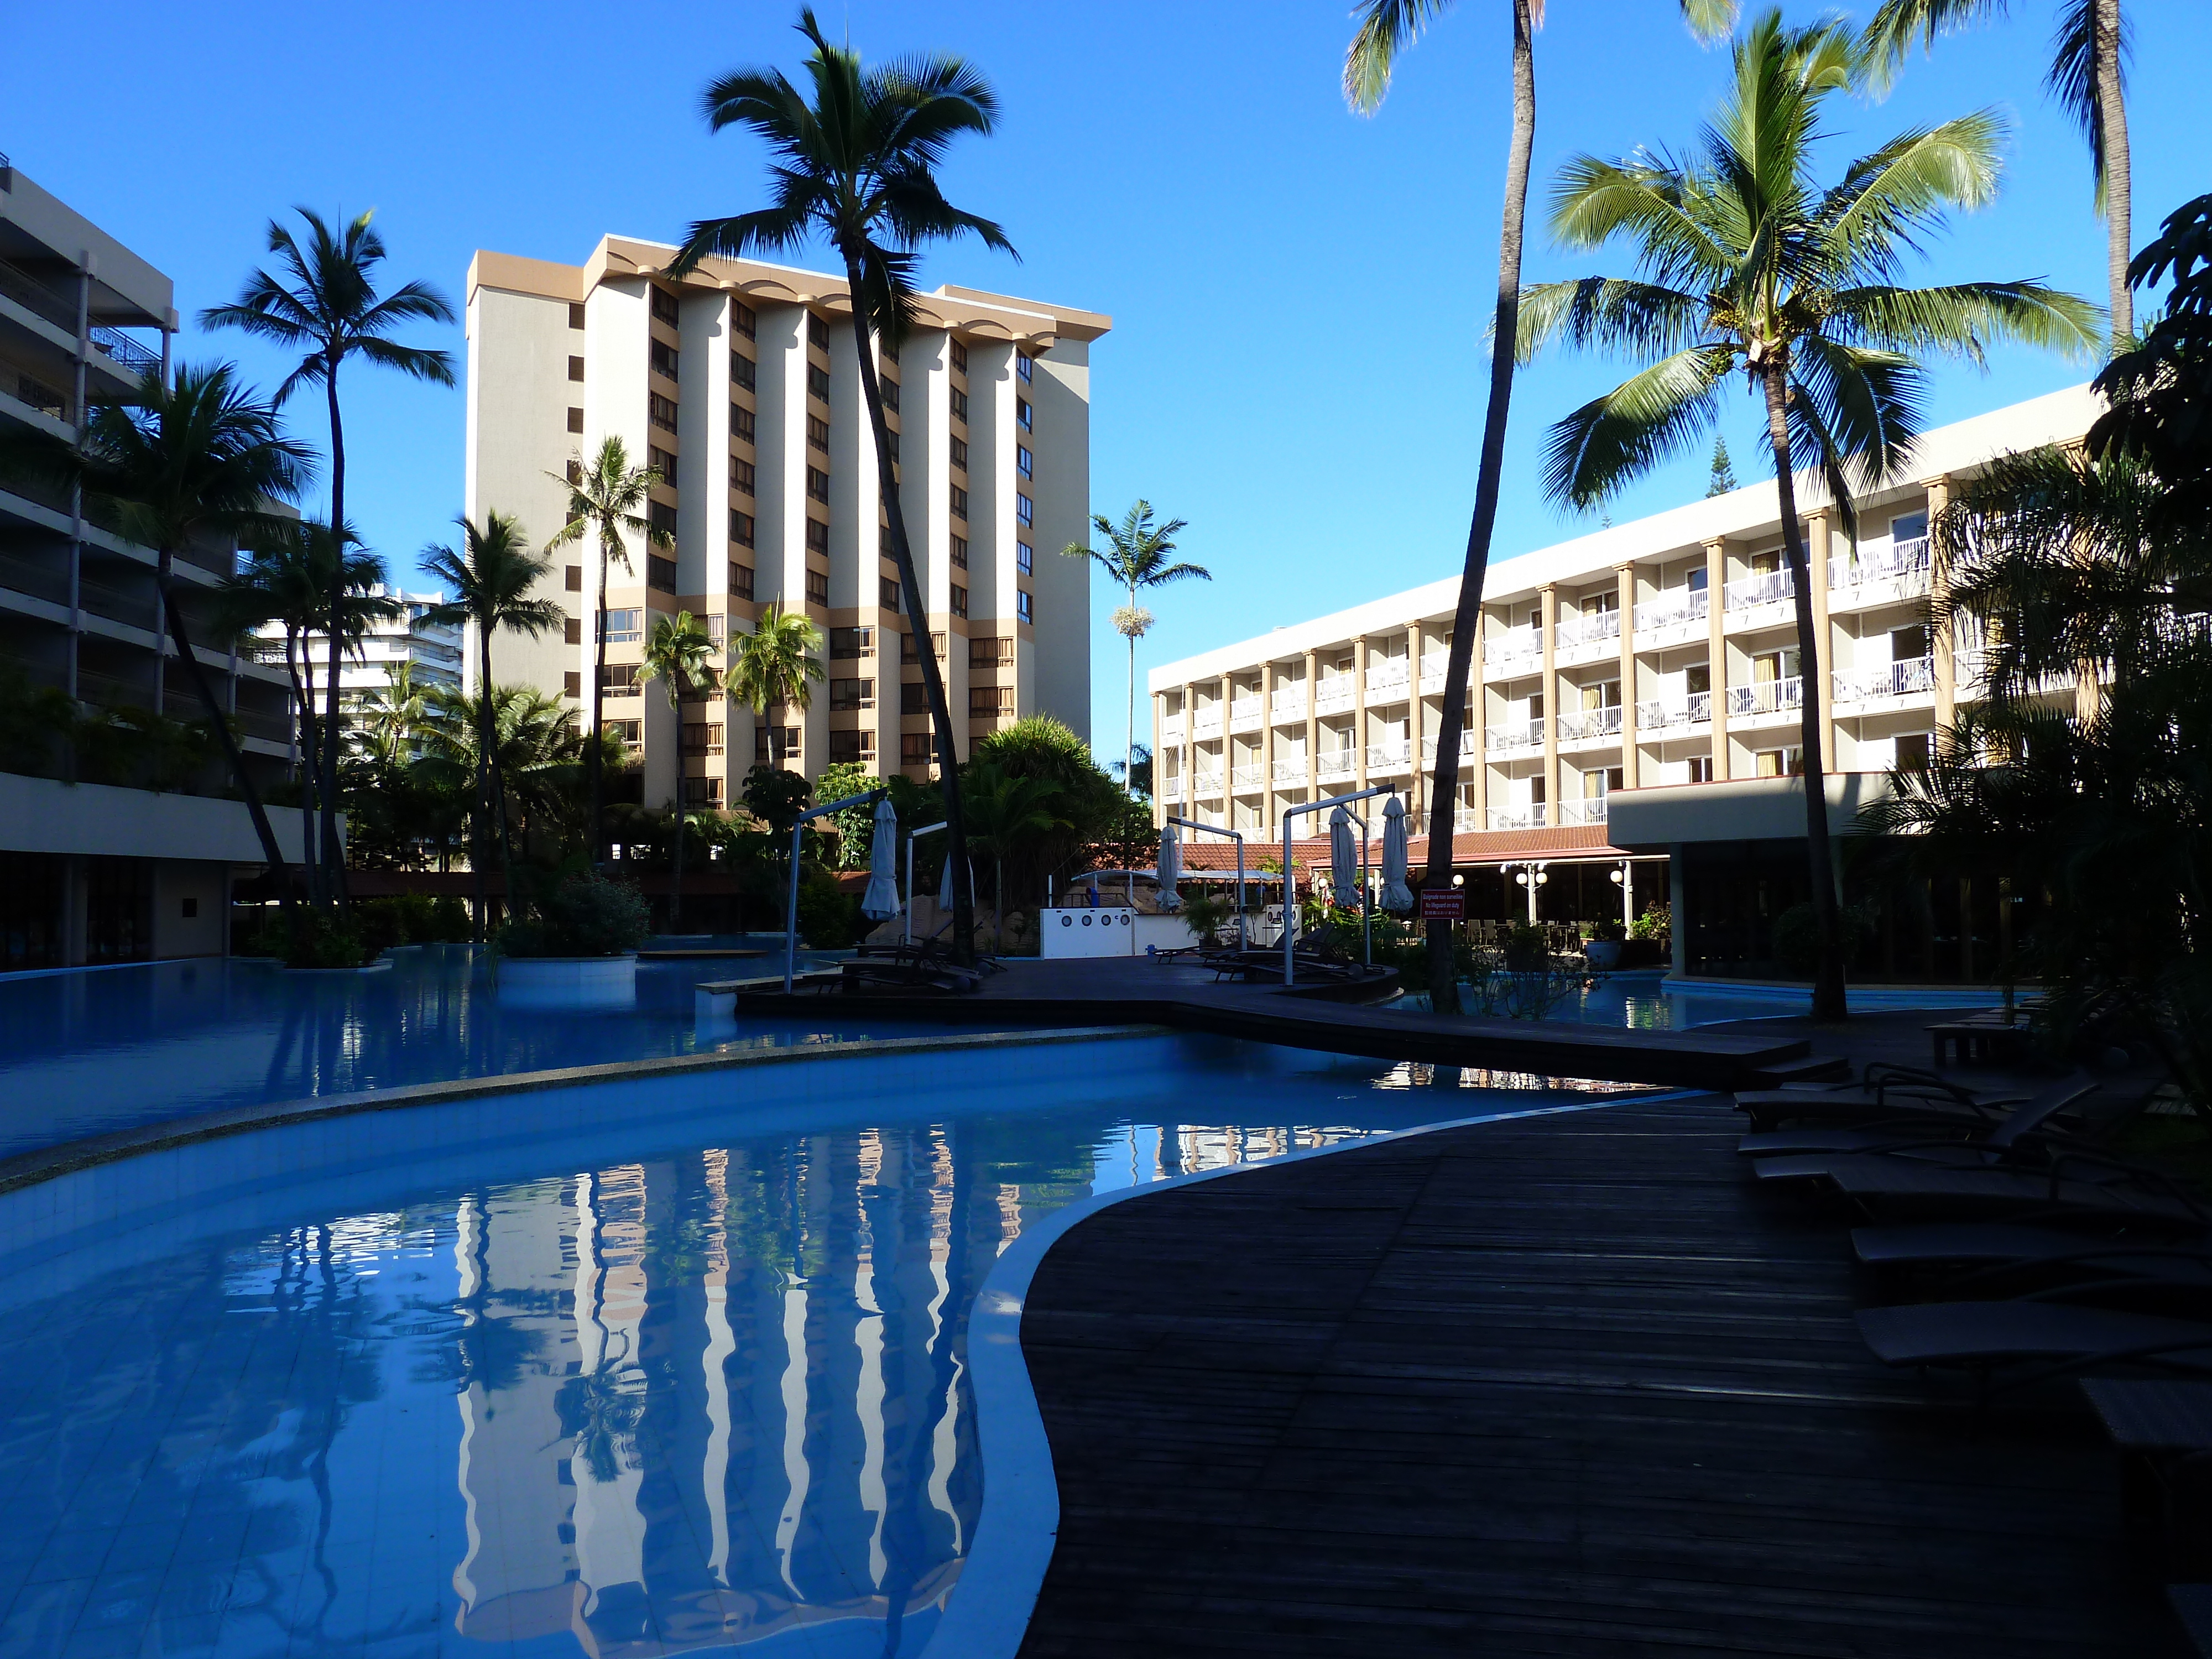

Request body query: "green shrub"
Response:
[353, 894, 474, 953]
[500, 870, 650, 958]
[794, 872, 863, 949]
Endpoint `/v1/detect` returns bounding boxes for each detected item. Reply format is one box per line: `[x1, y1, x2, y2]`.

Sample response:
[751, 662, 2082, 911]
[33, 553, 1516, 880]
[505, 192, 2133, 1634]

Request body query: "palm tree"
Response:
[59, 366, 314, 920]
[544, 436, 669, 865]
[668, 6, 1016, 966]
[1866, 0, 2134, 347]
[961, 763, 1068, 953]
[419, 682, 604, 863]
[1345, 0, 1743, 1015]
[640, 610, 722, 930]
[727, 602, 826, 766]
[201, 208, 456, 900]
[357, 660, 429, 767]
[1517, 8, 2100, 1018]
[421, 512, 563, 938]
[1061, 502, 1207, 789]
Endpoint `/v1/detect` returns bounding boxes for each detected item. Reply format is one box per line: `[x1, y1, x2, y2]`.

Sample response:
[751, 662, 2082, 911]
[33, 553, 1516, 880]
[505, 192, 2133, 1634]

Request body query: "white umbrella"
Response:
[938, 841, 961, 910]
[861, 795, 900, 920]
[1156, 825, 1183, 910]
[1329, 806, 1357, 910]
[1380, 794, 1415, 913]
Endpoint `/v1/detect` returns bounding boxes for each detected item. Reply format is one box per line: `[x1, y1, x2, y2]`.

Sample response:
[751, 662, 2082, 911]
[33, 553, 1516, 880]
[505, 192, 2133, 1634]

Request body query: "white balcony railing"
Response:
[1488, 804, 1548, 831]
[1829, 535, 1931, 596]
[1230, 762, 1266, 791]
[1555, 610, 1620, 651]
[1191, 707, 1223, 740]
[1229, 695, 1264, 728]
[1558, 797, 1610, 826]
[1191, 768, 1223, 796]
[1557, 705, 1624, 742]
[1159, 715, 1186, 745]
[1316, 748, 1357, 780]
[1270, 689, 1307, 722]
[1726, 675, 1803, 718]
[1313, 679, 1357, 716]
[1833, 654, 1935, 702]
[1271, 758, 1309, 786]
[1635, 587, 1708, 633]
[1364, 664, 1411, 701]
[1485, 718, 1547, 753]
[1634, 691, 1713, 730]
[1725, 568, 1796, 611]
[1366, 739, 1413, 773]
[1485, 625, 1542, 667]
[1420, 659, 1449, 693]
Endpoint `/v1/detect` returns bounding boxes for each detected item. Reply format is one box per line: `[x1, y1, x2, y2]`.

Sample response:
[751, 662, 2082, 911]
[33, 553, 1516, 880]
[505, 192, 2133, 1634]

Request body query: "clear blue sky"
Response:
[6, 1, 2204, 751]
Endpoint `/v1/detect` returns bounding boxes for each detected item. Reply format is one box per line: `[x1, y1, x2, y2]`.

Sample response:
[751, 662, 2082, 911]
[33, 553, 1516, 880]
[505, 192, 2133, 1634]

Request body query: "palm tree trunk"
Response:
[1423, 0, 1538, 1016]
[997, 852, 1005, 954]
[2096, 0, 2132, 346]
[285, 635, 323, 909]
[671, 802, 686, 931]
[321, 359, 349, 910]
[1761, 365, 1848, 1021]
[157, 553, 296, 928]
[841, 285, 976, 963]
[1125, 620, 1136, 792]
[473, 621, 493, 942]
[590, 542, 608, 865]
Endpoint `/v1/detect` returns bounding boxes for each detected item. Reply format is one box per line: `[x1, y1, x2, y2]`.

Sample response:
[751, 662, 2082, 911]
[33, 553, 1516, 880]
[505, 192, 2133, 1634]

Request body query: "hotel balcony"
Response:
[1271, 758, 1309, 787]
[1191, 768, 1223, 797]
[1313, 679, 1356, 716]
[1270, 688, 1307, 723]
[1419, 656, 1449, 694]
[1453, 807, 1483, 833]
[1365, 738, 1412, 774]
[1634, 587, 1708, 640]
[1228, 695, 1264, 733]
[1485, 624, 1542, 670]
[1726, 675, 1803, 719]
[1557, 705, 1623, 745]
[1832, 653, 1934, 706]
[1485, 717, 1546, 754]
[1230, 761, 1266, 792]
[1364, 662, 1411, 702]
[1635, 691, 1713, 731]
[1557, 797, 1610, 826]
[1488, 803, 1548, 831]
[1554, 610, 1620, 664]
[1160, 713, 1186, 744]
[1191, 706, 1223, 740]
[1724, 568, 1796, 615]
[1829, 536, 1930, 606]
[1316, 747, 1357, 784]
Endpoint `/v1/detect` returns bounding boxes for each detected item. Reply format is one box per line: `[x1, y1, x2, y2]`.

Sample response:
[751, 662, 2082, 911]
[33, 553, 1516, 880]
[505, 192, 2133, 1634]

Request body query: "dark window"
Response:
[682, 722, 724, 757]
[648, 555, 678, 593]
[683, 775, 724, 807]
[901, 732, 933, 767]
[830, 627, 875, 659]
[902, 630, 946, 664]
[950, 387, 968, 422]
[566, 458, 582, 485]
[951, 535, 969, 570]
[1016, 351, 1034, 383]
[949, 584, 968, 620]
[807, 414, 830, 452]
[805, 518, 830, 554]
[731, 456, 755, 494]
[1016, 493, 1034, 526]
[648, 393, 679, 431]
[951, 340, 968, 374]
[568, 355, 585, 382]
[755, 726, 802, 763]
[880, 577, 902, 611]
[729, 561, 754, 599]
[650, 340, 679, 380]
[566, 565, 583, 591]
[1896, 731, 1932, 769]
[651, 287, 680, 325]
[648, 500, 677, 539]
[902, 681, 929, 716]
[568, 302, 586, 330]
[879, 524, 894, 559]
[564, 671, 581, 698]
[1016, 396, 1032, 428]
[830, 677, 875, 711]
[950, 436, 969, 471]
[950, 485, 968, 520]
[1016, 588, 1034, 625]
[567, 407, 584, 433]
[565, 617, 582, 645]
[885, 430, 899, 465]
[599, 664, 640, 695]
[729, 509, 754, 547]
[599, 607, 642, 644]
[1016, 542, 1032, 576]
[1016, 445, 1033, 479]
[971, 635, 1012, 669]
[807, 365, 830, 401]
[732, 404, 755, 444]
[649, 445, 677, 482]
[969, 685, 1013, 718]
[730, 351, 755, 391]
[733, 301, 756, 340]
[806, 568, 830, 605]
[1688, 755, 1714, 783]
[806, 466, 830, 503]
[829, 728, 874, 764]
[807, 314, 828, 349]
[881, 378, 900, 412]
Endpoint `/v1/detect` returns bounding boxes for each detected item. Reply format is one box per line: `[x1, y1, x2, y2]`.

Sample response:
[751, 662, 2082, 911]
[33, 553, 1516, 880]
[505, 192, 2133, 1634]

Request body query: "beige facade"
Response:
[463, 237, 1106, 810]
[1150, 385, 2100, 839]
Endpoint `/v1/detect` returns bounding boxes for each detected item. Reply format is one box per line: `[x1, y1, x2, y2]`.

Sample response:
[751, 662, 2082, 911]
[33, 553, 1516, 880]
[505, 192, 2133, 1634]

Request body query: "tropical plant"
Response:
[669, 6, 1017, 966]
[544, 435, 669, 864]
[640, 609, 722, 929]
[812, 759, 879, 869]
[1865, 0, 2134, 346]
[501, 866, 651, 961]
[1705, 435, 1739, 496]
[201, 208, 456, 897]
[1061, 502, 1207, 789]
[726, 603, 825, 764]
[2090, 191, 2212, 526]
[356, 660, 430, 766]
[962, 763, 1069, 951]
[422, 513, 564, 937]
[969, 716, 1131, 907]
[1516, 8, 2100, 1018]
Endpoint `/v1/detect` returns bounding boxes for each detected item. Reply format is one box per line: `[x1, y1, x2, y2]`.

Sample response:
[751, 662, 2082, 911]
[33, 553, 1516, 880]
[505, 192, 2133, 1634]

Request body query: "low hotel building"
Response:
[463, 237, 1107, 809]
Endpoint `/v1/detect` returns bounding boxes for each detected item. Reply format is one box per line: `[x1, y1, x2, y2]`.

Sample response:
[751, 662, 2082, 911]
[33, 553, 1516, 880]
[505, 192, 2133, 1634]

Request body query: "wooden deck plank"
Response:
[1015, 1094, 2183, 1657]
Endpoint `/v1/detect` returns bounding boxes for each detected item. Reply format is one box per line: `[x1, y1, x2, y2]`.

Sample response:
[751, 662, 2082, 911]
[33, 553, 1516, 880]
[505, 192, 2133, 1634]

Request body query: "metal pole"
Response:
[1236, 838, 1246, 951]
[1623, 858, 1635, 930]
[903, 820, 946, 946]
[1279, 785, 1392, 989]
[784, 790, 884, 993]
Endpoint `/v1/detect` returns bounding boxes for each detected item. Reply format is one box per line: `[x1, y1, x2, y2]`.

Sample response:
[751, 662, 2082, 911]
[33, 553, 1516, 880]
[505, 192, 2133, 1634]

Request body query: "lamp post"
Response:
[1609, 858, 1634, 929]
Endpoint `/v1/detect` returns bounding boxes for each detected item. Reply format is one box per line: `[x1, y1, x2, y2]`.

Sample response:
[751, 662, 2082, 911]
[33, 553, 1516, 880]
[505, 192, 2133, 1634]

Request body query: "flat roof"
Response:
[0, 164, 173, 328]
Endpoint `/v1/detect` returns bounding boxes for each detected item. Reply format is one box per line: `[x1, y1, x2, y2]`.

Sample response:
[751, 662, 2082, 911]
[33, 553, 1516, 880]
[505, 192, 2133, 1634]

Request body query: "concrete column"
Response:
[1927, 474, 1955, 732]
[62, 855, 87, 968]
[1668, 843, 1687, 978]
[1352, 635, 1370, 793]
[1705, 538, 1729, 779]
[1151, 687, 1165, 830]
[68, 253, 92, 705]
[1615, 564, 1637, 789]
[1808, 510, 1836, 770]
[1539, 585, 1559, 825]
[1180, 677, 1193, 818]
[1468, 611, 1486, 833]
[1302, 648, 1319, 817]
[1405, 621, 1425, 828]
[1261, 661, 1277, 835]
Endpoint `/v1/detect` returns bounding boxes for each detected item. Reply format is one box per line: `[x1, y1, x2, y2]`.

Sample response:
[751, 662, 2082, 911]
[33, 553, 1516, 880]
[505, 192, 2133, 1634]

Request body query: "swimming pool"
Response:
[0, 1031, 1624, 1658]
[1396, 972, 2007, 1031]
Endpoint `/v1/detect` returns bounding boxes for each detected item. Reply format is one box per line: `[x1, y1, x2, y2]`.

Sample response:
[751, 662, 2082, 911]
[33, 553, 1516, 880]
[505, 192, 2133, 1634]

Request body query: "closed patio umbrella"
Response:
[1156, 824, 1182, 910]
[938, 841, 961, 911]
[862, 795, 901, 921]
[1380, 794, 1415, 913]
[1329, 806, 1357, 911]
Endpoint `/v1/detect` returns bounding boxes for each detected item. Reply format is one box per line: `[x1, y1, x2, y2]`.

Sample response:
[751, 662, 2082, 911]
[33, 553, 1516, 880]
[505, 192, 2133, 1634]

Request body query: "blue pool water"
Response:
[0, 1032, 1620, 1658]
[1399, 973, 2005, 1030]
[0, 948, 882, 1160]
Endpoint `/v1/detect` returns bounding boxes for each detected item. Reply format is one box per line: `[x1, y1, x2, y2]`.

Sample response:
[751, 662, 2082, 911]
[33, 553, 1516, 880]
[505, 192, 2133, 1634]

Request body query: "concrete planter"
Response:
[283, 957, 394, 976]
[495, 954, 639, 1010]
[1585, 939, 1624, 972]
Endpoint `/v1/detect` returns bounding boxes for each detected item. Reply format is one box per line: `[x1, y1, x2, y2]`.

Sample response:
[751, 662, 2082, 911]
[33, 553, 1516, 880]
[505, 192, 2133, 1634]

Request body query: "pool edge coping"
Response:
[926, 1085, 1715, 1659]
[0, 1024, 1173, 1199]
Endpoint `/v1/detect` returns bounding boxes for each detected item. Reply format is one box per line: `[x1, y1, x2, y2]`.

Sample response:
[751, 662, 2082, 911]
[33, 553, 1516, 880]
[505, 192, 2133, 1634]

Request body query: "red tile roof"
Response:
[1176, 823, 1627, 873]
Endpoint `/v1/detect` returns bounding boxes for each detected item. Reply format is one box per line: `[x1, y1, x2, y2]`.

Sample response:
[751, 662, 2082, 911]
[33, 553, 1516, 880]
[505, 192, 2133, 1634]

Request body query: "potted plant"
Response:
[1502, 920, 1550, 974]
[1585, 919, 1626, 972]
[497, 867, 651, 1009]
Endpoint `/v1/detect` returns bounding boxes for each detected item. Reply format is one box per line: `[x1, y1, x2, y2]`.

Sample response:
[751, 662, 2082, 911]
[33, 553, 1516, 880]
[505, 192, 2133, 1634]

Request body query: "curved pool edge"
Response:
[0, 1022, 1171, 1199]
[925, 1085, 1711, 1659]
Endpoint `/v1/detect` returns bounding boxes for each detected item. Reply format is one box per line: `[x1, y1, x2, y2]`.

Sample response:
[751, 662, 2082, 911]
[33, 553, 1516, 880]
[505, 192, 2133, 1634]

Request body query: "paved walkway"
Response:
[1015, 1092, 2182, 1657]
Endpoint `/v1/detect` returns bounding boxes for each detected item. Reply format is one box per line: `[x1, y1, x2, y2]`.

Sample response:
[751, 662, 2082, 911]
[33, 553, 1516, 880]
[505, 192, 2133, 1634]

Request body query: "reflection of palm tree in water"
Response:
[557, 1186, 648, 1486]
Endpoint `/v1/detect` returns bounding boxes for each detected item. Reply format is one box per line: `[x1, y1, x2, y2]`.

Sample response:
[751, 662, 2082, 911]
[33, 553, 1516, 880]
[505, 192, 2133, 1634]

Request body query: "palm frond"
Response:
[1818, 111, 2009, 279]
[1830, 279, 2105, 364]
[1861, 0, 2012, 95]
[2046, 0, 2128, 208]
[1547, 154, 1738, 289]
[1343, 0, 1455, 115]
[1515, 276, 1710, 365]
[1541, 346, 1733, 508]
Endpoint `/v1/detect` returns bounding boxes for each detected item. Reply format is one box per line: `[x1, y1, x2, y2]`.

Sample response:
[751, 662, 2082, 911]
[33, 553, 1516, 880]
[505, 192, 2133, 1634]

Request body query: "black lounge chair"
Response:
[1758, 1151, 2209, 1229]
[1736, 1076, 2099, 1159]
[1733, 1065, 2030, 1134]
[1853, 1219, 2209, 1271]
[2080, 1380, 2212, 1586]
[1856, 1297, 2212, 1393]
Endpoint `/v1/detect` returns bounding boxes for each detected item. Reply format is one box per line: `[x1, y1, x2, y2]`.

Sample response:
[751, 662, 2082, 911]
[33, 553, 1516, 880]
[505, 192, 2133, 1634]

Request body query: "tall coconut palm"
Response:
[58, 366, 314, 917]
[668, 6, 1016, 966]
[640, 610, 722, 930]
[961, 763, 1068, 953]
[357, 660, 430, 766]
[727, 603, 826, 768]
[201, 208, 456, 900]
[1517, 8, 2100, 1018]
[1345, 0, 1743, 1015]
[1060, 501, 1207, 790]
[544, 436, 670, 865]
[1865, 0, 2133, 346]
[422, 512, 564, 938]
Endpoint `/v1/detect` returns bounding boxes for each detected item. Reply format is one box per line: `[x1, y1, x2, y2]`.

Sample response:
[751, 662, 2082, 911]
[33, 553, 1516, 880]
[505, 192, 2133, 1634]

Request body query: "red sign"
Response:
[1418, 889, 1465, 921]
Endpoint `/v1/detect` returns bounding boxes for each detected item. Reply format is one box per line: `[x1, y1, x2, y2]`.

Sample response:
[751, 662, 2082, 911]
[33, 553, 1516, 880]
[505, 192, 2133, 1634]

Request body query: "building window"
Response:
[706, 613, 726, 643]
[830, 677, 875, 711]
[728, 300, 755, 340]
[806, 466, 830, 503]
[1016, 589, 1034, 625]
[565, 617, 582, 645]
[831, 626, 875, 659]
[880, 576, 902, 611]
[885, 430, 899, 466]
[568, 355, 585, 383]
[1016, 541, 1032, 575]
[807, 314, 828, 349]
[599, 665, 641, 696]
[566, 458, 582, 486]
[649, 446, 678, 483]
[971, 635, 1013, 669]
[950, 436, 969, 471]
[603, 718, 642, 747]
[729, 561, 754, 599]
[650, 340, 680, 380]
[682, 776, 724, 807]
[1755, 747, 1804, 778]
[648, 555, 678, 593]
[969, 685, 1013, 718]
[806, 568, 830, 606]
[1016, 351, 1033, 383]
[826, 728, 874, 766]
[755, 726, 802, 763]
[902, 630, 946, 664]
[901, 732, 933, 768]
[648, 500, 677, 539]
[901, 680, 930, 716]
[805, 518, 830, 555]
[729, 351, 755, 391]
[566, 565, 583, 592]
[732, 404, 755, 444]
[567, 407, 585, 433]
[649, 393, 679, 432]
[881, 378, 900, 412]
[682, 722, 724, 757]
[807, 365, 830, 401]
[1015, 493, 1034, 527]
[950, 387, 968, 422]
[650, 288, 679, 326]
[1016, 445, 1033, 479]
[949, 584, 968, 619]
[950, 484, 968, 520]
[807, 414, 830, 452]
[599, 608, 642, 644]
[948, 338, 967, 374]
[1016, 397, 1032, 429]
[1896, 732, 1932, 769]
[951, 535, 969, 570]
[731, 456, 755, 495]
[1688, 755, 1713, 783]
[568, 302, 586, 330]
[729, 509, 754, 547]
[564, 671, 581, 698]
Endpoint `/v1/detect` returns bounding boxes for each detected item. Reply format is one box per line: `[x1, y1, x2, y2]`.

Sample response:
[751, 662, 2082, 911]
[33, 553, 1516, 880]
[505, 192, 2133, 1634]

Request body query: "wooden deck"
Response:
[1015, 1093, 2183, 1657]
[736, 958, 1825, 1091]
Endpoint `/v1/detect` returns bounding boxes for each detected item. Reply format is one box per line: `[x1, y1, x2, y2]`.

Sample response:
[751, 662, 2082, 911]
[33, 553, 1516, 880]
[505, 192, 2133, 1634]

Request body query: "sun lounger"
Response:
[1856, 1299, 2212, 1389]
[1853, 1220, 2209, 1270]
[2081, 1380, 2212, 1584]
[1738, 1077, 2098, 1158]
[1733, 1067, 2027, 1134]
[1757, 1152, 2209, 1229]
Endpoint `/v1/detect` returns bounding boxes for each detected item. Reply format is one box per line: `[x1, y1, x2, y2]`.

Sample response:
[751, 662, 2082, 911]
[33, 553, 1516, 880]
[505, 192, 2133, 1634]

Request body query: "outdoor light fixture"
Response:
[1610, 868, 1624, 885]
[1451, 873, 1465, 888]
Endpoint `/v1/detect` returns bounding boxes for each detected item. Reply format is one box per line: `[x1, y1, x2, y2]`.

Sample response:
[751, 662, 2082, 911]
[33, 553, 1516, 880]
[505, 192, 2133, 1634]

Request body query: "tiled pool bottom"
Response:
[0, 1033, 1624, 1659]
